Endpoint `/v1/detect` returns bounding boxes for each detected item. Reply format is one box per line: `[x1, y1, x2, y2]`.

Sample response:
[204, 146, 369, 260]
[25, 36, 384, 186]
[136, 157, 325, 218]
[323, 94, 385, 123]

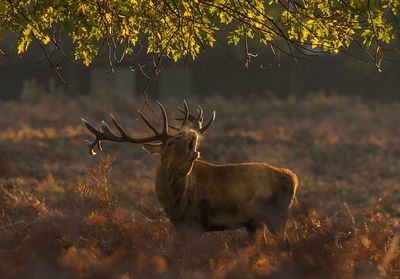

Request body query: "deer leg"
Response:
[245, 221, 265, 241]
[264, 211, 291, 251]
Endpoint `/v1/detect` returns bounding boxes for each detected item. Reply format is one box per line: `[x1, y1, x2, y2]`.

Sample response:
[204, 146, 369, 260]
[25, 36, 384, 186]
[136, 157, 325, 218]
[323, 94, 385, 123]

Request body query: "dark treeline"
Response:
[1, 34, 399, 101]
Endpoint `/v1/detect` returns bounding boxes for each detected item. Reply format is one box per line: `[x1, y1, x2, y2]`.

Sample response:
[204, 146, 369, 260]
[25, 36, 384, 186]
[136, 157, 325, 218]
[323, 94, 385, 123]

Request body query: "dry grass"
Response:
[0, 91, 399, 278]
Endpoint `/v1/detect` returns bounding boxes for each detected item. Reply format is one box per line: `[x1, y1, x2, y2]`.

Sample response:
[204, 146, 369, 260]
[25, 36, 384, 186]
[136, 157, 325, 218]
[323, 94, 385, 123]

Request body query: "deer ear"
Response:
[141, 143, 163, 154]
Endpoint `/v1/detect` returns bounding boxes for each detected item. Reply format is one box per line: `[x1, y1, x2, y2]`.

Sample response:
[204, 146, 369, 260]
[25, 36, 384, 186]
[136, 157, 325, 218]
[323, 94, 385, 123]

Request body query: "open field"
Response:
[0, 92, 399, 278]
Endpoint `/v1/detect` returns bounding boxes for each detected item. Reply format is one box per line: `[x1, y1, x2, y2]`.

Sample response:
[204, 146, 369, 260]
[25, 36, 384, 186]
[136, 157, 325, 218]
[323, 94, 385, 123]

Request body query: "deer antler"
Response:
[175, 100, 215, 133]
[81, 102, 171, 155]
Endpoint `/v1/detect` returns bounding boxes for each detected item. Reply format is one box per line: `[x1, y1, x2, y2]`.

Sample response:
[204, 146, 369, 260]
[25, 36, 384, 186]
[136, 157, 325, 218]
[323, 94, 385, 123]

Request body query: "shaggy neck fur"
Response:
[155, 162, 198, 226]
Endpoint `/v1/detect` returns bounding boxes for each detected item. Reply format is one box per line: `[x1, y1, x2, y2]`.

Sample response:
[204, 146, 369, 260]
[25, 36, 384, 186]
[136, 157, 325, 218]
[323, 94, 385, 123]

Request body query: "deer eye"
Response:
[167, 137, 179, 146]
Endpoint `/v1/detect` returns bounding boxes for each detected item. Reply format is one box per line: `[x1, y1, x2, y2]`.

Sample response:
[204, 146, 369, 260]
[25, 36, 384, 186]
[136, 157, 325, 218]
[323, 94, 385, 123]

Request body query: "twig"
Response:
[243, 33, 258, 68]
[343, 202, 358, 243]
[32, 34, 67, 85]
[140, 53, 163, 112]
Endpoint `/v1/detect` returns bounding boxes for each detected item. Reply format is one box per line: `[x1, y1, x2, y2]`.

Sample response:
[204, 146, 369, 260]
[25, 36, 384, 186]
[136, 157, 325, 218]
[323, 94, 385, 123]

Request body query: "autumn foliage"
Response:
[2, 1, 399, 66]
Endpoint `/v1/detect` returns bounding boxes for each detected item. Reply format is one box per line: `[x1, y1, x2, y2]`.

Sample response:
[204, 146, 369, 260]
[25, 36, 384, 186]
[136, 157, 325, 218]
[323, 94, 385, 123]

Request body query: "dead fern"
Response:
[78, 155, 114, 210]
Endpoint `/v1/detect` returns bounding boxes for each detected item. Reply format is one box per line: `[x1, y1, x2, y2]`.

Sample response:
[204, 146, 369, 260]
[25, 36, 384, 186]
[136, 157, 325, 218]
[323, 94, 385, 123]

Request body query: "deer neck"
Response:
[154, 163, 195, 222]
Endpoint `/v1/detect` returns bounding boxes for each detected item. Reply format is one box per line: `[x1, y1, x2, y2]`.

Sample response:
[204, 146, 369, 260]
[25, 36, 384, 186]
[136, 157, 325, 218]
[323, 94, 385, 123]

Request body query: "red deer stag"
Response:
[81, 101, 298, 244]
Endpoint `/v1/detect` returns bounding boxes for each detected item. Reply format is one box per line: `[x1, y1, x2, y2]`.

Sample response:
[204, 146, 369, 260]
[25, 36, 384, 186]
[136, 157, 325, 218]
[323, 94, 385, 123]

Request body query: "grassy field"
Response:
[0, 92, 399, 278]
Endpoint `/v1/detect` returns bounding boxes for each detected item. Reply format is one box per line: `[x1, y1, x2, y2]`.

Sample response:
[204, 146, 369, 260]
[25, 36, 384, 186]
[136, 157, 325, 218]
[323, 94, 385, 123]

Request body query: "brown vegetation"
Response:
[0, 92, 399, 278]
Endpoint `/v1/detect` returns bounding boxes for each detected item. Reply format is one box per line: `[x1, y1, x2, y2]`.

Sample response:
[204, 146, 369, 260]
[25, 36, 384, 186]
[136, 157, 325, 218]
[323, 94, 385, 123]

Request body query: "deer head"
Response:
[81, 101, 215, 175]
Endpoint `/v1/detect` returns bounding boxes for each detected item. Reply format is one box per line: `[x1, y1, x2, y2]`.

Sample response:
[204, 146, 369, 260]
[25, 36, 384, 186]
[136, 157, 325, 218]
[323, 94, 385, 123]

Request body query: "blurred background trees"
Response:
[0, 0, 400, 99]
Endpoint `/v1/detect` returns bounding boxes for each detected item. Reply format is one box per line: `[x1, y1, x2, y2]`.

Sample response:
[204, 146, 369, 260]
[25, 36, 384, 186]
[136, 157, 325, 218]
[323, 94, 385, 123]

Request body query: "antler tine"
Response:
[156, 101, 169, 136]
[81, 118, 99, 135]
[108, 114, 166, 143]
[138, 110, 159, 135]
[196, 105, 204, 125]
[199, 111, 216, 134]
[176, 101, 202, 129]
[182, 100, 189, 125]
[110, 114, 129, 137]
[82, 118, 120, 155]
[177, 106, 185, 114]
[175, 106, 195, 121]
[101, 120, 114, 136]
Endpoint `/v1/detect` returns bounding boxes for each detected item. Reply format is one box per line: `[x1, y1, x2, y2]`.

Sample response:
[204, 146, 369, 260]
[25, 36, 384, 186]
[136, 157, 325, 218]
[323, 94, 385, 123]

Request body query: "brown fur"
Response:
[150, 130, 298, 239]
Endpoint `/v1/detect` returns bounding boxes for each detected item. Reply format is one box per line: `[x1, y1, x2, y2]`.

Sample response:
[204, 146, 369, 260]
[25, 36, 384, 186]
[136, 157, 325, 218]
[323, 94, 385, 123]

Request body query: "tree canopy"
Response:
[1, 0, 399, 70]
